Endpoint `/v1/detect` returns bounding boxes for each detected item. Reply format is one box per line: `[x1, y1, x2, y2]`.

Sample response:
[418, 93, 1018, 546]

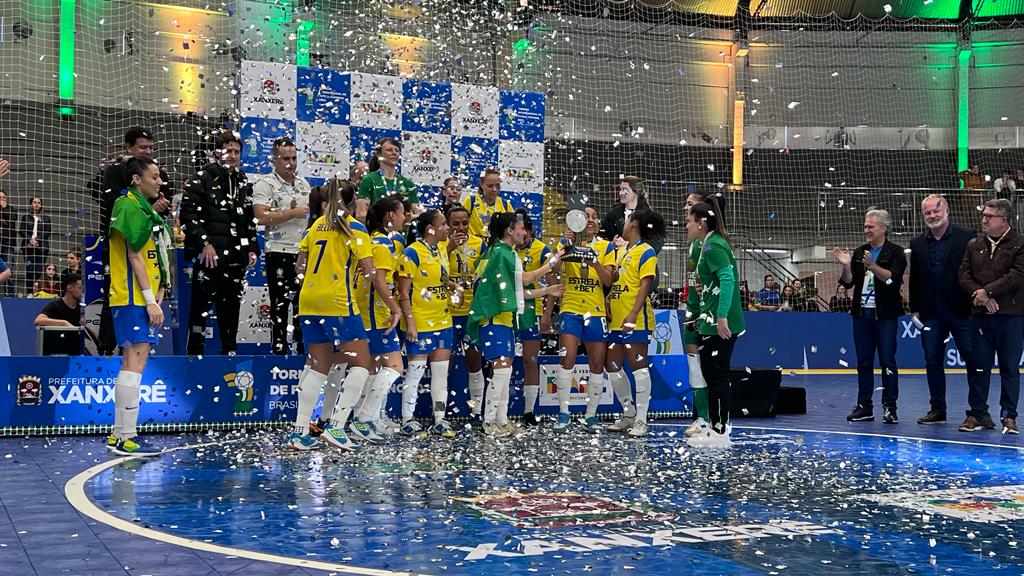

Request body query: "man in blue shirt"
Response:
[756, 275, 780, 310]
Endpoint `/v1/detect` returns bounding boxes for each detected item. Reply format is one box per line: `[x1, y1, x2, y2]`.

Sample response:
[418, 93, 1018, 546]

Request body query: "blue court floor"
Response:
[2, 373, 1023, 576]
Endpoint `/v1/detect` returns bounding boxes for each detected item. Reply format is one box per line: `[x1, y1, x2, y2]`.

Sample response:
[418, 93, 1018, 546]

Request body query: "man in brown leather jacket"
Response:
[959, 198, 1024, 434]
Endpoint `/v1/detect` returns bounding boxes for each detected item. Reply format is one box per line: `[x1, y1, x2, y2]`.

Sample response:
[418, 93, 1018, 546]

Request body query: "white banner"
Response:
[239, 61, 297, 120]
[451, 84, 500, 139]
[238, 286, 274, 345]
[402, 132, 453, 187]
[498, 140, 545, 193]
[349, 72, 403, 129]
[538, 363, 614, 407]
[295, 121, 351, 182]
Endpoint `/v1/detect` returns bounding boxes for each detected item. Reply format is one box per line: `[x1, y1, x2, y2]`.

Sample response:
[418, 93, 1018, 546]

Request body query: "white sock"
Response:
[356, 367, 400, 423]
[320, 363, 345, 423]
[484, 367, 512, 425]
[293, 369, 328, 434]
[429, 360, 450, 424]
[330, 366, 371, 427]
[584, 371, 605, 418]
[496, 373, 511, 426]
[402, 359, 427, 423]
[608, 369, 635, 418]
[468, 370, 485, 416]
[114, 370, 142, 440]
[633, 368, 652, 424]
[523, 384, 540, 415]
[555, 366, 573, 415]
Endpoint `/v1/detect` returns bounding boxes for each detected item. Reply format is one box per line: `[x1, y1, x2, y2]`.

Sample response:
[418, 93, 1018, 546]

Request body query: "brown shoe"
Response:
[1002, 418, 1019, 435]
[958, 416, 984, 432]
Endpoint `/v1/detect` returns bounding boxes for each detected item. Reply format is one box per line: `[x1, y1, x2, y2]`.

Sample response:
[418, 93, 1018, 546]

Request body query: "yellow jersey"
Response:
[462, 194, 515, 240]
[398, 240, 453, 332]
[516, 238, 552, 323]
[558, 238, 615, 317]
[609, 241, 658, 331]
[440, 235, 486, 317]
[298, 215, 372, 317]
[109, 196, 162, 308]
[356, 231, 401, 331]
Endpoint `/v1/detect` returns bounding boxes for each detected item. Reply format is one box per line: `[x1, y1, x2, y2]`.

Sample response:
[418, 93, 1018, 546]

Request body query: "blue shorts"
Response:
[406, 327, 454, 356]
[112, 305, 160, 346]
[609, 329, 652, 345]
[300, 315, 366, 345]
[452, 316, 474, 348]
[560, 313, 609, 343]
[480, 323, 515, 360]
[517, 325, 542, 342]
[368, 328, 402, 356]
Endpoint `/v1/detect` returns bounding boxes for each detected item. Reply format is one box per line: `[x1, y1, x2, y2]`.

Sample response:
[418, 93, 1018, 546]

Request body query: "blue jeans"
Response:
[920, 311, 982, 413]
[970, 314, 1023, 420]
[852, 310, 898, 409]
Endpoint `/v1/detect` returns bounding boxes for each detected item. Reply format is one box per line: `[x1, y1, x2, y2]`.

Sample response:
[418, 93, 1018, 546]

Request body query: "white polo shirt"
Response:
[251, 171, 311, 255]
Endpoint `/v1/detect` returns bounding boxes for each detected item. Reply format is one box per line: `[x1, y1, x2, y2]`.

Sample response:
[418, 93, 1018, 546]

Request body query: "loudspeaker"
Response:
[729, 368, 781, 418]
[777, 386, 807, 415]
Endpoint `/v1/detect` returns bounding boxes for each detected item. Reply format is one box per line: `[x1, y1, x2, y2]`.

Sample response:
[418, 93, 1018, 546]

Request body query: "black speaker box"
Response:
[728, 368, 782, 418]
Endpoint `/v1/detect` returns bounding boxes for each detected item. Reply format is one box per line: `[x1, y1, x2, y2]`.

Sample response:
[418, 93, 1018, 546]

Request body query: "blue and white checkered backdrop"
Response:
[238, 61, 546, 225]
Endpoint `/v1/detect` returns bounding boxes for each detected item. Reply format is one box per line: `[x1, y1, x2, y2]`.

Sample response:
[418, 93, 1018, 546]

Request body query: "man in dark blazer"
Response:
[909, 194, 985, 427]
[833, 209, 908, 424]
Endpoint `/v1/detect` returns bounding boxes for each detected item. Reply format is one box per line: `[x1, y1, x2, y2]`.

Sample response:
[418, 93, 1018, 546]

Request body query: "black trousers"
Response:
[97, 241, 116, 355]
[187, 262, 246, 355]
[699, 333, 737, 434]
[264, 251, 302, 355]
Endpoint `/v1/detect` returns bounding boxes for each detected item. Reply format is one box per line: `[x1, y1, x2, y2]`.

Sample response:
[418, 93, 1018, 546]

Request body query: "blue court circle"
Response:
[80, 426, 1024, 575]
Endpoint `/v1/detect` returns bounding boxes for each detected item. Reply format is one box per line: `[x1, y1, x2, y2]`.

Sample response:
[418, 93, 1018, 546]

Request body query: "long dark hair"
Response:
[125, 157, 158, 184]
[367, 137, 400, 173]
[368, 194, 404, 235]
[309, 178, 352, 236]
[414, 209, 442, 241]
[628, 207, 666, 244]
[689, 198, 730, 245]
[487, 211, 518, 250]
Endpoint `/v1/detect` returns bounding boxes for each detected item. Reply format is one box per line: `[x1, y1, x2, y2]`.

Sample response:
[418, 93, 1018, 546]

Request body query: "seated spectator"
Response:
[994, 168, 1017, 198]
[756, 274, 780, 310]
[829, 286, 852, 313]
[33, 262, 60, 297]
[61, 250, 81, 284]
[779, 285, 795, 311]
[34, 272, 82, 327]
[791, 278, 815, 311]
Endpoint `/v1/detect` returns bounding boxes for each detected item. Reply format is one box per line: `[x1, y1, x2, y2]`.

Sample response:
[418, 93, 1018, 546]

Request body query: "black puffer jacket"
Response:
[180, 162, 258, 266]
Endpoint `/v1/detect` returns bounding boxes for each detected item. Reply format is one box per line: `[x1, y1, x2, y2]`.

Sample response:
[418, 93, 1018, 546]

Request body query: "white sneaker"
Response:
[607, 416, 635, 432]
[684, 417, 708, 438]
[482, 422, 509, 437]
[627, 421, 649, 437]
[686, 429, 732, 449]
[376, 415, 401, 435]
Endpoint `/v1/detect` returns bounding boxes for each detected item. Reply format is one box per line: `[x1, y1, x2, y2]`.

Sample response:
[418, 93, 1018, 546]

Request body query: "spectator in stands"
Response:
[34, 272, 82, 327]
[909, 194, 980, 428]
[959, 198, 1024, 435]
[18, 195, 51, 296]
[994, 169, 1017, 198]
[33, 263, 60, 297]
[738, 280, 752, 311]
[791, 279, 811, 311]
[180, 131, 258, 356]
[778, 285, 795, 311]
[600, 176, 653, 249]
[61, 250, 81, 285]
[96, 126, 172, 355]
[834, 209, 907, 425]
[252, 137, 310, 356]
[829, 286, 852, 313]
[756, 274, 780, 310]
[958, 164, 986, 191]
[0, 190, 17, 296]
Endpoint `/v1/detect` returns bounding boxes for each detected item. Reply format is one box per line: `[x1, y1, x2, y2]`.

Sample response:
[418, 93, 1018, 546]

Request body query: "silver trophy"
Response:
[561, 194, 597, 263]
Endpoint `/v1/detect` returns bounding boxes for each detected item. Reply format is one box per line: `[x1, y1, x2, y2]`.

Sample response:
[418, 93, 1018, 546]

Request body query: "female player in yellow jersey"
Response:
[462, 168, 514, 241]
[106, 158, 172, 456]
[397, 209, 457, 438]
[605, 207, 666, 438]
[544, 206, 616, 433]
[288, 179, 400, 452]
[513, 208, 558, 428]
[441, 205, 487, 423]
[467, 212, 564, 436]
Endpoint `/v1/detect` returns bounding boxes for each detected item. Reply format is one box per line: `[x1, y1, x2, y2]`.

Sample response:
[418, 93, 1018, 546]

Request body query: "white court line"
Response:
[64, 440, 421, 576]
[649, 422, 1024, 452]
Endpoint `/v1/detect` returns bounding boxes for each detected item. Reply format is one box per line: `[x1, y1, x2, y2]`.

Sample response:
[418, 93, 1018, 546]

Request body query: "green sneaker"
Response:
[112, 437, 162, 457]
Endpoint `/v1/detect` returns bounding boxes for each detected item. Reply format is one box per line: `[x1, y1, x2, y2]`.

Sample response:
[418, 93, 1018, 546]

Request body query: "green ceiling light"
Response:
[975, 0, 1024, 17]
[296, 20, 315, 66]
[513, 38, 532, 56]
[956, 48, 972, 175]
[58, 0, 76, 113]
[884, 0, 961, 19]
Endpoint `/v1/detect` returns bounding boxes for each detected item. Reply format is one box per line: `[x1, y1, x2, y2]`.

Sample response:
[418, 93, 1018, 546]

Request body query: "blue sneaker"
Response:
[321, 423, 360, 451]
[431, 420, 456, 439]
[553, 412, 572, 432]
[348, 420, 385, 444]
[112, 437, 162, 457]
[400, 420, 427, 438]
[287, 431, 323, 451]
[469, 414, 483, 432]
[582, 416, 602, 434]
